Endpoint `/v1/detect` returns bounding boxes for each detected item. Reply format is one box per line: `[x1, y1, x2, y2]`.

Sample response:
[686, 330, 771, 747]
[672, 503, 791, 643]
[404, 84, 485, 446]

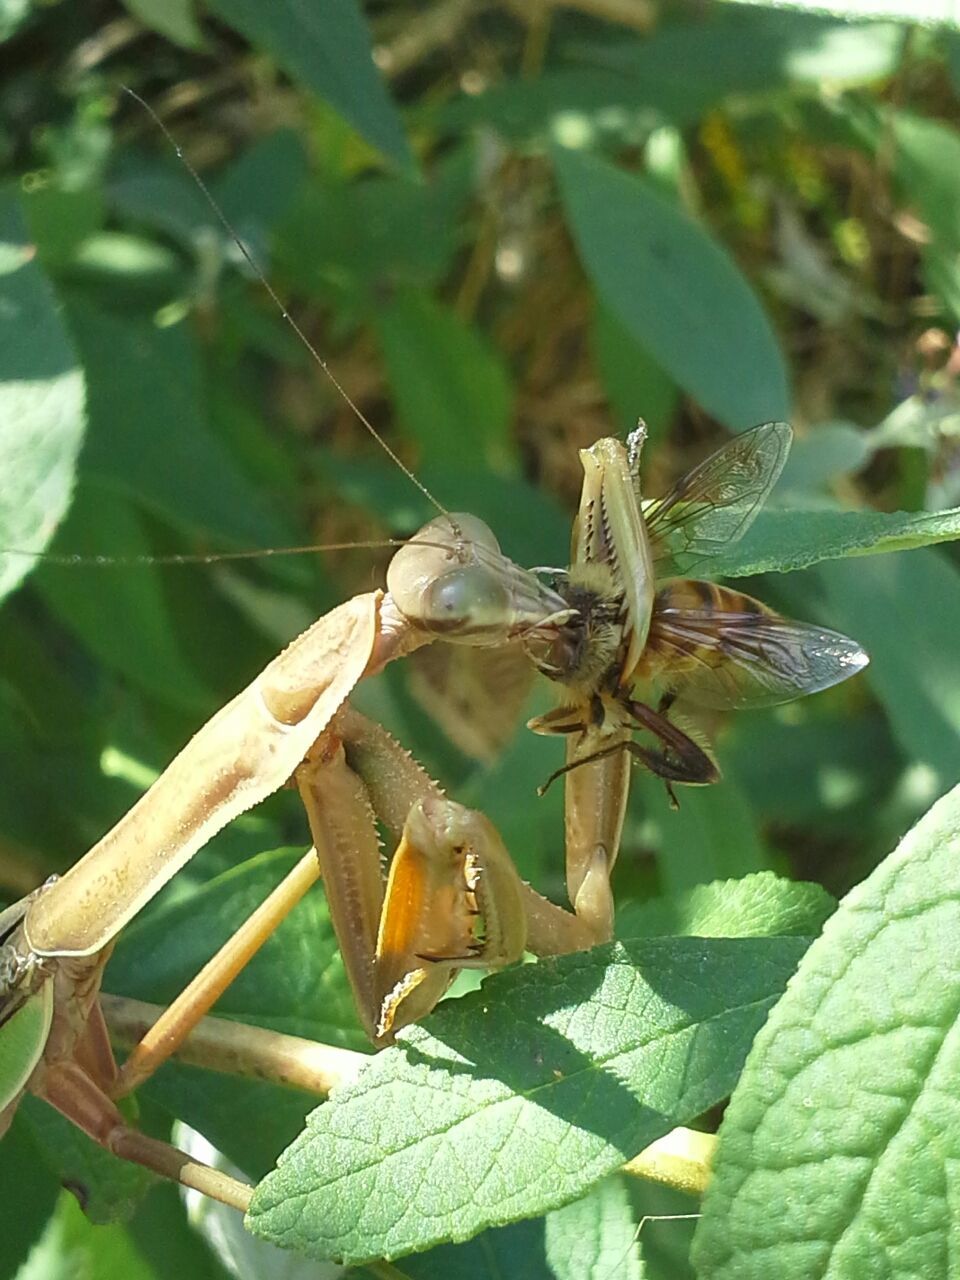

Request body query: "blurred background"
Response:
[2, 1, 960, 1276]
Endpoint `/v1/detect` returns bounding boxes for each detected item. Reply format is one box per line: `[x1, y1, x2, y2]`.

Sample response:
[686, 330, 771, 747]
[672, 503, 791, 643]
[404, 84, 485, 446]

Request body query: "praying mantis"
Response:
[0, 95, 869, 1223]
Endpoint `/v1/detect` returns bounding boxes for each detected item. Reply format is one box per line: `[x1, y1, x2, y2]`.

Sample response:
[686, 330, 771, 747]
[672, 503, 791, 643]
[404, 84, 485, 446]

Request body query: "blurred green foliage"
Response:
[3, 1, 960, 1276]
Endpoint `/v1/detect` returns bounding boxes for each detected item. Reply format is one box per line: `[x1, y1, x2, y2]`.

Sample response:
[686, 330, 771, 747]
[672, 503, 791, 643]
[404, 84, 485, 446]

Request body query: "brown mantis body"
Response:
[0, 516, 600, 1209]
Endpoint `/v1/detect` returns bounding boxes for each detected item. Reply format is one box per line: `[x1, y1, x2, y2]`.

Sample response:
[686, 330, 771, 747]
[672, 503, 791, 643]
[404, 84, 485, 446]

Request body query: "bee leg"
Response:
[624, 699, 720, 786]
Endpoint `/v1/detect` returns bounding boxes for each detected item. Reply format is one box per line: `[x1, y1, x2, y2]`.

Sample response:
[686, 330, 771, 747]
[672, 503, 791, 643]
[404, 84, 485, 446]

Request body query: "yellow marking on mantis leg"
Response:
[375, 796, 528, 1040]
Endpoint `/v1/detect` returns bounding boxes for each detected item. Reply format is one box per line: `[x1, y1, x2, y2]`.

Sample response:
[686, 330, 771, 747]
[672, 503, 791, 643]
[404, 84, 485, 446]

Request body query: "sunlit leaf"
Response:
[617, 871, 835, 941]
[694, 779, 960, 1277]
[708, 503, 960, 577]
[249, 936, 807, 1264]
[717, 0, 959, 28]
[554, 147, 789, 429]
[208, 0, 413, 170]
[0, 195, 85, 602]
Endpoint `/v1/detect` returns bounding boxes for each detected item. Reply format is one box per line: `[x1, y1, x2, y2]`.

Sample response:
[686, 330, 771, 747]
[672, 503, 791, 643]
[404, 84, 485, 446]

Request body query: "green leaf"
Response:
[119, 0, 203, 48]
[375, 287, 516, 471]
[592, 304, 677, 442]
[14, 1190, 157, 1279]
[707, 502, 960, 578]
[0, 1112, 58, 1276]
[0, 194, 86, 603]
[545, 1176, 642, 1280]
[64, 299, 291, 550]
[716, 0, 960, 27]
[20, 1099, 156, 1226]
[817, 550, 960, 781]
[248, 935, 808, 1264]
[693, 778, 960, 1278]
[553, 147, 789, 430]
[207, 0, 413, 171]
[617, 872, 836, 941]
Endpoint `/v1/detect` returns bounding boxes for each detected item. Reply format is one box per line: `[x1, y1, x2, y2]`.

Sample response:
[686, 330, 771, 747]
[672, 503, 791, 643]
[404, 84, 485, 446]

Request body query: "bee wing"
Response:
[643, 421, 792, 576]
[641, 581, 868, 710]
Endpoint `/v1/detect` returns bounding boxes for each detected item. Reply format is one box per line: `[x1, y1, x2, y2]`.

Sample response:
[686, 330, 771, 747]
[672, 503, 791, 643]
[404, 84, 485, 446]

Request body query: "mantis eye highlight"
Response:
[420, 564, 512, 634]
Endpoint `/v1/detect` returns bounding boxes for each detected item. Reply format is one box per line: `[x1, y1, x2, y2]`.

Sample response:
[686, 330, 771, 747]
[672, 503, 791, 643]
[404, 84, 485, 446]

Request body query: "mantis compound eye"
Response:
[420, 564, 513, 634]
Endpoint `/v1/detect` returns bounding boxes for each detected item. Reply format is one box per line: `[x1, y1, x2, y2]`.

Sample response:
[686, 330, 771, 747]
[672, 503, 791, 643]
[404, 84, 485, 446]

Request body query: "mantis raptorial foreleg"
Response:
[1, 515, 584, 1206]
[317, 705, 596, 1040]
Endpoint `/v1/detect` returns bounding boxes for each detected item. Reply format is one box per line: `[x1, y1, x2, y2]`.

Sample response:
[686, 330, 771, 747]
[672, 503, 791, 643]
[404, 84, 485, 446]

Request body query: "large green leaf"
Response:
[0, 194, 86, 603]
[207, 0, 413, 171]
[707, 502, 960, 578]
[554, 147, 789, 430]
[248, 935, 808, 1264]
[693, 778, 960, 1278]
[64, 299, 290, 552]
[817, 550, 960, 782]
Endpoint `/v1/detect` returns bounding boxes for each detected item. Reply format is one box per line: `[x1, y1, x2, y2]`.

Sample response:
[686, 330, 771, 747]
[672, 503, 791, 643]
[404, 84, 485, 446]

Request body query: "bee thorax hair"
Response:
[534, 563, 625, 693]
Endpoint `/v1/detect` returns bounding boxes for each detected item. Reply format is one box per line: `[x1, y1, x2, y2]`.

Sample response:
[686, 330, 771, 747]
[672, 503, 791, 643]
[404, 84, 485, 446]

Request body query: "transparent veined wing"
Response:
[636, 579, 868, 710]
[643, 421, 792, 577]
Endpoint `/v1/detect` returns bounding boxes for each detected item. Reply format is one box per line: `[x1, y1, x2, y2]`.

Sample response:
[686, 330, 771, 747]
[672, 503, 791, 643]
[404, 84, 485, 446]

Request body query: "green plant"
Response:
[3, 2, 960, 1277]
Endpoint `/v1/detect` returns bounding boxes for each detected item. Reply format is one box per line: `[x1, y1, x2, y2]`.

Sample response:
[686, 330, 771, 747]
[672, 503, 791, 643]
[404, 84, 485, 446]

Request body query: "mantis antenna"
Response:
[121, 86, 453, 531]
[4, 90, 466, 571]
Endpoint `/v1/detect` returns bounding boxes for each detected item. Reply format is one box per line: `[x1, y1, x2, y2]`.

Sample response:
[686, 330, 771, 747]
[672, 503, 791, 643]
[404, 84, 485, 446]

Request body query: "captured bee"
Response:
[529, 421, 869, 803]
